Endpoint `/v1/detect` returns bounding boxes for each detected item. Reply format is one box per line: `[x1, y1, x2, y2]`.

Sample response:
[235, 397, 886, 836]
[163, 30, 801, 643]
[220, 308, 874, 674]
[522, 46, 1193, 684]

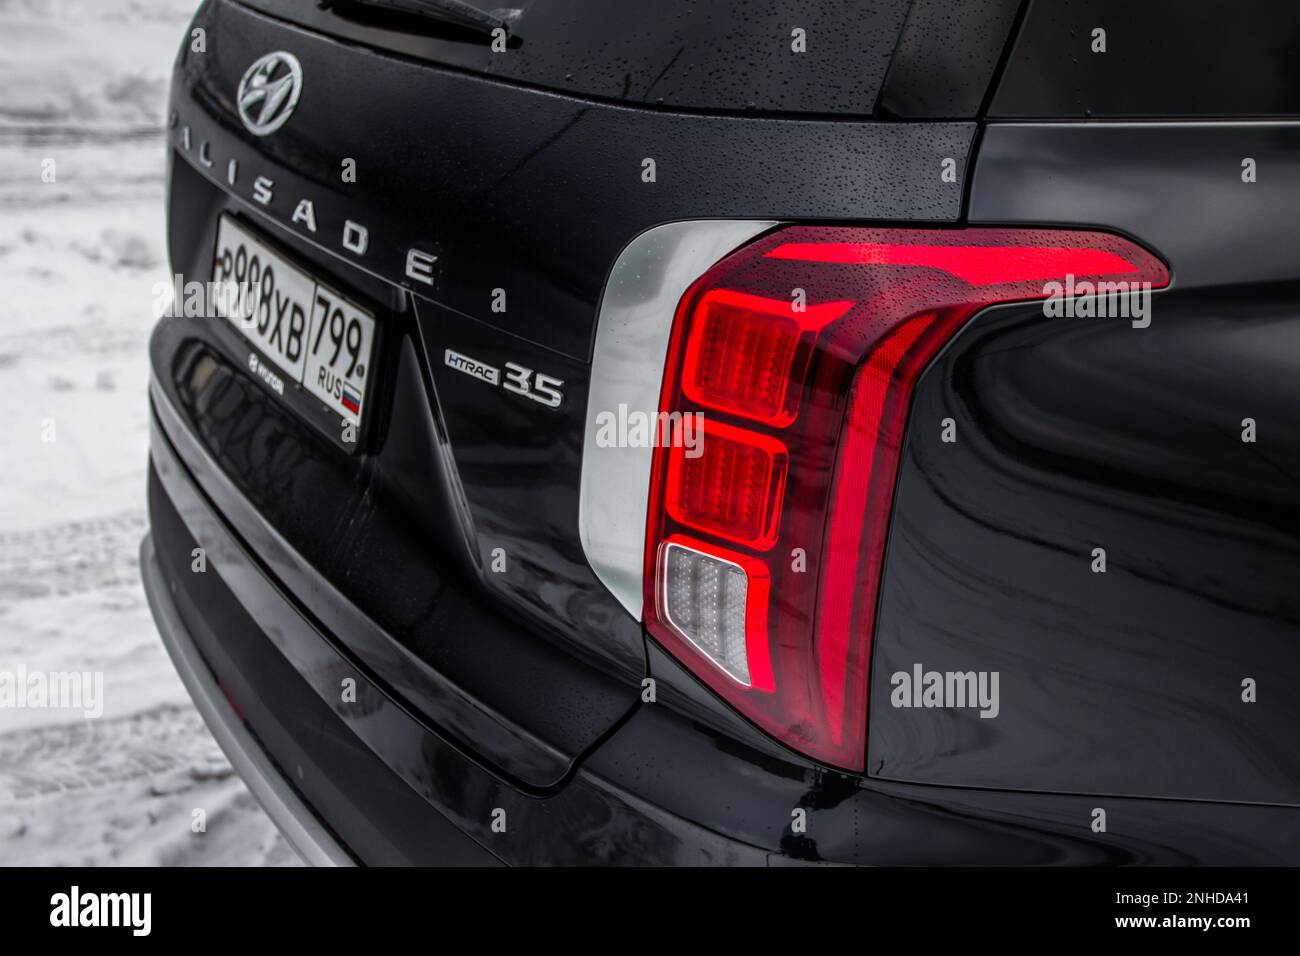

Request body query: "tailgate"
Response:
[159, 0, 976, 785]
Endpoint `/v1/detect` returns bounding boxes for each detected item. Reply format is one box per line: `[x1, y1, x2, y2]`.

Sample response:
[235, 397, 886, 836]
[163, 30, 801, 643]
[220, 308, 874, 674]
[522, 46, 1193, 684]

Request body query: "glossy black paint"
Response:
[992, 0, 1300, 118]
[150, 420, 1300, 863]
[872, 293, 1300, 803]
[970, 122, 1300, 289]
[624, 645, 1300, 864]
[174, 0, 974, 362]
[151, 340, 637, 788]
[864, 119, 1300, 804]
[241, 0, 915, 117]
[156, 0, 970, 788]
[164, 68, 656, 786]
[149, 464, 494, 864]
[148, 433, 765, 863]
[146, 0, 1300, 863]
[877, 0, 1023, 118]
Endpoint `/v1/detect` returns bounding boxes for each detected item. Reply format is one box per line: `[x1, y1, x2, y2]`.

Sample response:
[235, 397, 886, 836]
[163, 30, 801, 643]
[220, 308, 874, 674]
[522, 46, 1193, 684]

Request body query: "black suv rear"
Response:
[143, 0, 1300, 864]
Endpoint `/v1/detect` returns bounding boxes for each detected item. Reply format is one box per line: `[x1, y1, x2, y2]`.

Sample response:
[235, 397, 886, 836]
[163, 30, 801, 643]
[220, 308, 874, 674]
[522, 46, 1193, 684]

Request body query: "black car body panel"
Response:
[239, 0, 917, 117]
[146, 409, 1300, 864]
[991, 0, 1300, 119]
[159, 0, 971, 788]
[146, 431, 755, 863]
[867, 118, 1300, 803]
[970, 122, 1300, 290]
[872, 295, 1300, 803]
[877, 0, 1023, 118]
[144, 0, 1300, 863]
[175, 1, 975, 362]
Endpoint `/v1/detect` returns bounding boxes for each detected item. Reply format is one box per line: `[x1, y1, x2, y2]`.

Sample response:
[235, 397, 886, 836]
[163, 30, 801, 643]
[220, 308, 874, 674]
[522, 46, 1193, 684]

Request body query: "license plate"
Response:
[211, 216, 375, 428]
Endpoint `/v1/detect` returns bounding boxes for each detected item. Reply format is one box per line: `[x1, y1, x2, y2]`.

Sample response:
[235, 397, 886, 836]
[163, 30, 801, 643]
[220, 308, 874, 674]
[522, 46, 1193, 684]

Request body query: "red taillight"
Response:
[681, 289, 854, 426]
[657, 534, 774, 692]
[665, 419, 788, 550]
[643, 226, 1169, 770]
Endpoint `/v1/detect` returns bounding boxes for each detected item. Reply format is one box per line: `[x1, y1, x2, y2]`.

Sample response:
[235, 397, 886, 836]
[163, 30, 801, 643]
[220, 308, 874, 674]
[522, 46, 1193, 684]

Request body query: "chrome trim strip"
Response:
[140, 533, 355, 867]
[579, 220, 777, 619]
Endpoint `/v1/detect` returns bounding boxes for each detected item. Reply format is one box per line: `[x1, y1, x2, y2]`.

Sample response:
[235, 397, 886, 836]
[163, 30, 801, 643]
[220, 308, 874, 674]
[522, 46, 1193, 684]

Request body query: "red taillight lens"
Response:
[644, 226, 1169, 770]
[681, 289, 854, 426]
[665, 419, 788, 550]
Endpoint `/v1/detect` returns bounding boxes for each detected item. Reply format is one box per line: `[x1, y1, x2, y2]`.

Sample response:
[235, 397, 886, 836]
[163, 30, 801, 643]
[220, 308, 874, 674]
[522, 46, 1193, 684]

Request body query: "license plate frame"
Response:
[209, 214, 379, 453]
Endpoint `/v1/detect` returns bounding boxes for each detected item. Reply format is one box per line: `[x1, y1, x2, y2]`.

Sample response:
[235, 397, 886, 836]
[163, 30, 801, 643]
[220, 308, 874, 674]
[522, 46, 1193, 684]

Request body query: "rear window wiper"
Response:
[326, 0, 523, 38]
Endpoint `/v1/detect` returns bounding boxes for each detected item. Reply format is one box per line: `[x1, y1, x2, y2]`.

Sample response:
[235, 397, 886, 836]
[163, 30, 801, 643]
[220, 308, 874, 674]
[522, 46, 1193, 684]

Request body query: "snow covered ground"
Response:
[0, 0, 300, 865]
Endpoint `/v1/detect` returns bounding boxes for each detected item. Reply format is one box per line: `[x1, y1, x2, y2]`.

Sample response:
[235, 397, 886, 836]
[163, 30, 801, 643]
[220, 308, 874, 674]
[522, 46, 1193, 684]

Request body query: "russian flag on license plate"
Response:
[341, 386, 361, 415]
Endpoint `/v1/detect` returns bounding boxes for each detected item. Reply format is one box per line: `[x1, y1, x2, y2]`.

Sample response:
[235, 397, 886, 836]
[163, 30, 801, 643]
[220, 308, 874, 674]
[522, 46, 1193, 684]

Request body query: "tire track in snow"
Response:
[0, 704, 225, 801]
[0, 509, 146, 602]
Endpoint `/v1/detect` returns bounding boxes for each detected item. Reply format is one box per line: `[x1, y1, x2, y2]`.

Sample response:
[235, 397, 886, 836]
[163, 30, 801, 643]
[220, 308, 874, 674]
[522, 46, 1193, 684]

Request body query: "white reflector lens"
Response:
[661, 542, 750, 685]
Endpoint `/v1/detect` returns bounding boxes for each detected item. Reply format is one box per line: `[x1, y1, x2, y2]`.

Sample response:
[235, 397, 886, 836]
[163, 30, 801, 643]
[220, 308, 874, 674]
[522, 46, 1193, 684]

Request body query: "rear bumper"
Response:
[140, 532, 354, 866]
[142, 381, 775, 864]
[144, 381, 1300, 865]
[143, 394, 504, 864]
